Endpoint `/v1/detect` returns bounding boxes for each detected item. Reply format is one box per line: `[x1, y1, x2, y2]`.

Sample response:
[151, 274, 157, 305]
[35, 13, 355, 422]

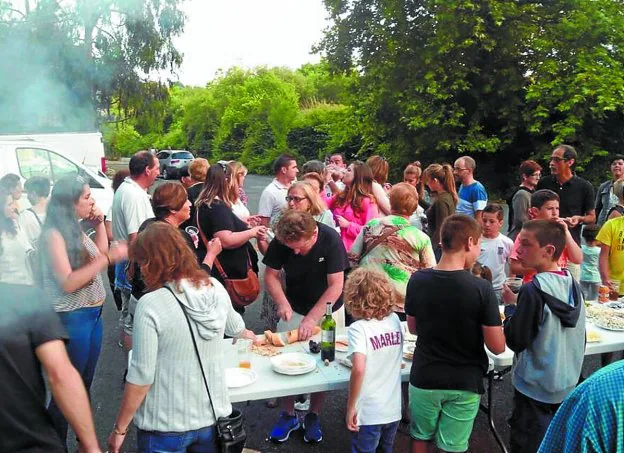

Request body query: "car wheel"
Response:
[163, 167, 169, 179]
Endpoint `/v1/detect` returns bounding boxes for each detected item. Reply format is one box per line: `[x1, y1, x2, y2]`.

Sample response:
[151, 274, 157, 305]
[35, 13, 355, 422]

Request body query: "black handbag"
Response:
[165, 287, 247, 453]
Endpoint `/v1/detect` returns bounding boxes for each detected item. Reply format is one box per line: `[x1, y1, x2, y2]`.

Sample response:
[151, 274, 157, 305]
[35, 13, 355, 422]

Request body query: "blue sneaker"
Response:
[303, 412, 323, 443]
[269, 412, 300, 443]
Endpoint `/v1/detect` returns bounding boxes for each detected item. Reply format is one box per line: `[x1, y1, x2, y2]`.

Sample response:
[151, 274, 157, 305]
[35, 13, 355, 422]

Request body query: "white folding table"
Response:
[220, 321, 624, 453]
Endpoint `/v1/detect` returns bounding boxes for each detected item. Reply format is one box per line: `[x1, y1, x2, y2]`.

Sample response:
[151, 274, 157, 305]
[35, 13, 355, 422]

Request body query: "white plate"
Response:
[271, 353, 317, 375]
[336, 335, 349, 353]
[225, 368, 258, 388]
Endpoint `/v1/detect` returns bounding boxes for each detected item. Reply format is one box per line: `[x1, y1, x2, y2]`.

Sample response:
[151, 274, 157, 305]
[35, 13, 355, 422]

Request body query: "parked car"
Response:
[0, 140, 113, 214]
[157, 150, 194, 179]
[0, 132, 107, 175]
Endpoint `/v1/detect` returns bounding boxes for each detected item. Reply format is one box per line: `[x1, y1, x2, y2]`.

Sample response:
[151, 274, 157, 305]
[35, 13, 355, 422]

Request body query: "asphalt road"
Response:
[78, 174, 602, 453]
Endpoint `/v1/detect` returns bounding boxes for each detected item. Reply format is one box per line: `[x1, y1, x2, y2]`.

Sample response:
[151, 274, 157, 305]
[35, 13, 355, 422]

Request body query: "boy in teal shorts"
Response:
[405, 215, 506, 452]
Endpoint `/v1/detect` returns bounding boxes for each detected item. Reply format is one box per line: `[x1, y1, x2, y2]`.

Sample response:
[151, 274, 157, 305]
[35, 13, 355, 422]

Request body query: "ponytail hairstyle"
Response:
[336, 161, 375, 212]
[424, 163, 458, 204]
[404, 161, 424, 201]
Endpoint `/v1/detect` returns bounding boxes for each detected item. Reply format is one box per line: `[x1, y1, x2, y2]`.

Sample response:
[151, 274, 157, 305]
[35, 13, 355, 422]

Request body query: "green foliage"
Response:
[105, 64, 358, 173]
[319, 0, 624, 190]
[0, 0, 186, 134]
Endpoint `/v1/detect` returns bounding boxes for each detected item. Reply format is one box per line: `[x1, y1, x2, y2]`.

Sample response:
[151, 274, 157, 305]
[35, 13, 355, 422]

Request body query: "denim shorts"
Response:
[409, 385, 480, 452]
[351, 421, 400, 453]
[137, 425, 217, 453]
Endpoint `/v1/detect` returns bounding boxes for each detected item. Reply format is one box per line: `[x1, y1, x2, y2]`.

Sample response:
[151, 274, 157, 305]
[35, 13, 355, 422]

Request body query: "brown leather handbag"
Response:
[196, 210, 260, 308]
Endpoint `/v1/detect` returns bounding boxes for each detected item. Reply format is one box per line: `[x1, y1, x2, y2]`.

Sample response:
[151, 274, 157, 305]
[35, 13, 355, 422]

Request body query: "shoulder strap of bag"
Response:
[164, 285, 219, 423]
[28, 208, 42, 226]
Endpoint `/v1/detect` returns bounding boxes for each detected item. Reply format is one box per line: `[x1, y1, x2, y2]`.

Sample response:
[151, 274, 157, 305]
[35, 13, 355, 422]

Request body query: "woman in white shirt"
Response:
[227, 161, 252, 221]
[0, 189, 33, 285]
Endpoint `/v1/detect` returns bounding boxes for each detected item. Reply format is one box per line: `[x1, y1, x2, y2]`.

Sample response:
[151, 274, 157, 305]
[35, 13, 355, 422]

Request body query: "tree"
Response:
[0, 0, 185, 133]
[319, 0, 624, 190]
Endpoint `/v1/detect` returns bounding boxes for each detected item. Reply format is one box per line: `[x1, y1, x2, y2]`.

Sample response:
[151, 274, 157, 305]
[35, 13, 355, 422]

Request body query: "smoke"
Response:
[0, 1, 97, 133]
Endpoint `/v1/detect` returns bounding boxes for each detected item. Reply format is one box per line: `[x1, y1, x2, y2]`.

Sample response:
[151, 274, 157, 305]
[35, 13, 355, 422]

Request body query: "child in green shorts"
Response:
[405, 215, 506, 452]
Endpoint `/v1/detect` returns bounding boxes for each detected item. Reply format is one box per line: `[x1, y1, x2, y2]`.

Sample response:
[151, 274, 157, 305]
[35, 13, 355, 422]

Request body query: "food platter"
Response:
[593, 318, 624, 332]
[271, 353, 317, 376]
[225, 368, 258, 388]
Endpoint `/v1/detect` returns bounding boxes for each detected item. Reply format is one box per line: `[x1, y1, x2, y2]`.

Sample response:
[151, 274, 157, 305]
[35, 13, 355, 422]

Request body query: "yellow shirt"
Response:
[596, 216, 624, 295]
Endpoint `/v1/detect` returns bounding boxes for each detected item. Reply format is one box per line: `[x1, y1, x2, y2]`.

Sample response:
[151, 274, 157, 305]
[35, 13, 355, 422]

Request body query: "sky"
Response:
[172, 0, 330, 87]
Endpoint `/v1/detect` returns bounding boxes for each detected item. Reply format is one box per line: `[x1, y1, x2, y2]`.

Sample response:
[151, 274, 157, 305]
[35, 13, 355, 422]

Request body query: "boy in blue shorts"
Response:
[344, 267, 403, 453]
[405, 215, 506, 452]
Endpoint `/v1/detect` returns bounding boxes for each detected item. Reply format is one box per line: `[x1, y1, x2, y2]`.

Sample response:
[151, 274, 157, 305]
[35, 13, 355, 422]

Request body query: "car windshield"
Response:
[172, 152, 193, 159]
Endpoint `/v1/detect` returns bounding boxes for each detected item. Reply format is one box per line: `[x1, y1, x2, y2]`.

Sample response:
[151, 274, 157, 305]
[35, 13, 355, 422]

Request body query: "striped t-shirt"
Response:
[42, 232, 106, 312]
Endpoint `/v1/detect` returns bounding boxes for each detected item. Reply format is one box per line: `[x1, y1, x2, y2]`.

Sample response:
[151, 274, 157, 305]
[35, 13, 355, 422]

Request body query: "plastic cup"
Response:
[237, 339, 252, 369]
[506, 277, 523, 294]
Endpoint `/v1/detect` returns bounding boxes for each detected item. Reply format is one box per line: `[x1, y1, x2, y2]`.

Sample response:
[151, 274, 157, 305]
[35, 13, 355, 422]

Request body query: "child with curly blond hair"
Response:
[344, 267, 403, 453]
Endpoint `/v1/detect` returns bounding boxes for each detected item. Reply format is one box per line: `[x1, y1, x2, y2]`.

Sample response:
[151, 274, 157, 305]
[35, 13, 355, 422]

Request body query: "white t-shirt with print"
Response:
[347, 313, 403, 426]
[478, 233, 514, 290]
[111, 177, 154, 241]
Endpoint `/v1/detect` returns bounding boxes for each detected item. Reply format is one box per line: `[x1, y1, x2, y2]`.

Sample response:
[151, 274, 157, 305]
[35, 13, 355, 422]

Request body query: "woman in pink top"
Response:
[328, 161, 379, 250]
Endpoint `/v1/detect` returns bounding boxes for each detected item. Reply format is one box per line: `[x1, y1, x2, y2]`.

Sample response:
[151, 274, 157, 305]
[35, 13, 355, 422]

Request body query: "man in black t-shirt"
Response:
[0, 284, 100, 452]
[404, 215, 505, 453]
[263, 210, 349, 444]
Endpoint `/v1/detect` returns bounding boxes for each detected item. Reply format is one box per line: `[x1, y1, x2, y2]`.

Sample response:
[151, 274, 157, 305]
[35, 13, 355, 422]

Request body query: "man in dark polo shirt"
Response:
[537, 145, 595, 243]
[263, 209, 349, 445]
[537, 145, 595, 280]
[0, 284, 101, 453]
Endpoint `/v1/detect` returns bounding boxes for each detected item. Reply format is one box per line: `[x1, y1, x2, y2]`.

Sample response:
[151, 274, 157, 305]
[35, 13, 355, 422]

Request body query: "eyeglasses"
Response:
[531, 172, 542, 178]
[285, 195, 307, 203]
[453, 167, 468, 172]
[550, 157, 568, 163]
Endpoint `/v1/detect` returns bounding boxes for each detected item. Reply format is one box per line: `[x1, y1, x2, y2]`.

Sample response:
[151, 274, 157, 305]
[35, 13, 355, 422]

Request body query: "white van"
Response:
[0, 132, 106, 176]
[0, 140, 113, 215]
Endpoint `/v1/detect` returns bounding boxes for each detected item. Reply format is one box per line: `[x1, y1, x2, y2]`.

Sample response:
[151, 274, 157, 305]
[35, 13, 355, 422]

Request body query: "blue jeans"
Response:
[351, 421, 400, 453]
[48, 306, 103, 447]
[137, 426, 218, 453]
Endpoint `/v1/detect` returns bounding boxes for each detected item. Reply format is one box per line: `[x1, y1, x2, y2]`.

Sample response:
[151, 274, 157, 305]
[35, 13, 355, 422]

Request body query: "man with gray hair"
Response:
[454, 156, 488, 221]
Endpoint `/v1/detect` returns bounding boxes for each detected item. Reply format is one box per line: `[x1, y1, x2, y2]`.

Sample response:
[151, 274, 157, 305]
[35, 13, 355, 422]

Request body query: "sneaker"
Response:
[269, 412, 300, 443]
[303, 412, 323, 443]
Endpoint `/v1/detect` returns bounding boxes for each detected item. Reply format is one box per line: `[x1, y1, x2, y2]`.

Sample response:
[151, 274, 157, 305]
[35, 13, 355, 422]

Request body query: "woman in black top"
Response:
[130, 183, 221, 301]
[195, 164, 266, 311]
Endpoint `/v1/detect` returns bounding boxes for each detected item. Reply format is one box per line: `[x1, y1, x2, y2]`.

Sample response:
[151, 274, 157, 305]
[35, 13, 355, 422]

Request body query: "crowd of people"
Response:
[1, 146, 623, 453]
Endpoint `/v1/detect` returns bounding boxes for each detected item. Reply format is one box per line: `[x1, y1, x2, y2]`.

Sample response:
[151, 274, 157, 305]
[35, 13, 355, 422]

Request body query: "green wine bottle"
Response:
[320, 302, 336, 362]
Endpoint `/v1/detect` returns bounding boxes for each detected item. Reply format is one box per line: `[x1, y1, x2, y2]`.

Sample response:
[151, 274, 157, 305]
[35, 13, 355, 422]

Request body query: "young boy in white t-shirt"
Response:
[344, 267, 403, 453]
[478, 203, 514, 303]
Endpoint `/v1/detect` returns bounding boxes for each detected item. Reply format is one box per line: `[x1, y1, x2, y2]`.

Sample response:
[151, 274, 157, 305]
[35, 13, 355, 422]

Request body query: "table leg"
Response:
[480, 370, 509, 453]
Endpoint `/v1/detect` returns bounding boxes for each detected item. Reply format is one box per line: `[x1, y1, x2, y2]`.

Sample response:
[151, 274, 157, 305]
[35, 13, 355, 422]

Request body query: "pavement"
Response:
[77, 173, 603, 453]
